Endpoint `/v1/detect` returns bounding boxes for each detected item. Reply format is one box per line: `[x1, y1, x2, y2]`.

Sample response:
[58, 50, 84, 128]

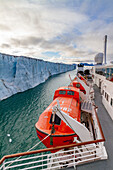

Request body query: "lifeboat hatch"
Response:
[49, 114, 61, 125]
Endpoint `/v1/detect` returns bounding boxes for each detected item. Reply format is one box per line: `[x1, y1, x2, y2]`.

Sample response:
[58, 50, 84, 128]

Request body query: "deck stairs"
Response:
[81, 101, 92, 113]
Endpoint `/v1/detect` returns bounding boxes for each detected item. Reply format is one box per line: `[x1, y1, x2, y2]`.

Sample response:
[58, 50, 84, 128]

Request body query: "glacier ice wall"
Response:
[0, 53, 75, 100]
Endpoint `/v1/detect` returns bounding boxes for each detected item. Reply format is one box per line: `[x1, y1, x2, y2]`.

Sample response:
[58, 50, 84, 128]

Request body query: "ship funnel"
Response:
[104, 35, 107, 64]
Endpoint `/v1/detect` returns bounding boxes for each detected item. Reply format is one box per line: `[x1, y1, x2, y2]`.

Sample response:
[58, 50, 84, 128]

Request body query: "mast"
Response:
[104, 35, 107, 64]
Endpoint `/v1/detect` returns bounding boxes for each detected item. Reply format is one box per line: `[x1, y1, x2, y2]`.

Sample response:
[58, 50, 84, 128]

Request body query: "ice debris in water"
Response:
[7, 134, 10, 137]
[9, 138, 12, 143]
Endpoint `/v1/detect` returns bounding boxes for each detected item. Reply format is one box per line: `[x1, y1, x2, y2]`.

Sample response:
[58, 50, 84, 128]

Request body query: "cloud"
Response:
[1, 43, 10, 48]
[0, 24, 11, 31]
[0, 0, 113, 64]
[10, 37, 44, 47]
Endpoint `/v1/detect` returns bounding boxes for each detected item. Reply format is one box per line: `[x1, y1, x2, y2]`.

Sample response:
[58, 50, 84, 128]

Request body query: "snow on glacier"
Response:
[0, 53, 75, 100]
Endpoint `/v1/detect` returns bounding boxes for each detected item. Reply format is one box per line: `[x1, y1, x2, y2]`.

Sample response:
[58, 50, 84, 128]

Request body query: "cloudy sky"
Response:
[0, 0, 113, 64]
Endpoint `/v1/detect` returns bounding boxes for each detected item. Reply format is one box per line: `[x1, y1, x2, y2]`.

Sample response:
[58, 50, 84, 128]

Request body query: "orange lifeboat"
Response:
[70, 81, 86, 94]
[35, 86, 81, 150]
[78, 74, 87, 85]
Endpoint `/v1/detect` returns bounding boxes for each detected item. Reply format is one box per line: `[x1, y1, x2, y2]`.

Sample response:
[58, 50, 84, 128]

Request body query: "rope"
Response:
[6, 133, 51, 168]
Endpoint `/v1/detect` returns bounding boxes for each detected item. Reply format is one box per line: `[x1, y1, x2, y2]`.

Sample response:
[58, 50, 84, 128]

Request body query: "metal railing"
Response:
[0, 143, 106, 170]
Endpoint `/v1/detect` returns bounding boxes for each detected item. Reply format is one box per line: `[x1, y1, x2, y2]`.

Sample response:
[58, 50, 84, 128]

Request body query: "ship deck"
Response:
[67, 85, 113, 170]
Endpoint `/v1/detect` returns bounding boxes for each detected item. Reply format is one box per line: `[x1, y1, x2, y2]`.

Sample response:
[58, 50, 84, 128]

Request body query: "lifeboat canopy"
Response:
[53, 86, 79, 100]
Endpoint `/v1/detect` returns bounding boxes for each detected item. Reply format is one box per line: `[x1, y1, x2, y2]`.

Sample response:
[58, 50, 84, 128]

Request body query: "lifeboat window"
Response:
[76, 83, 80, 88]
[67, 91, 75, 95]
[49, 114, 61, 125]
[59, 90, 66, 95]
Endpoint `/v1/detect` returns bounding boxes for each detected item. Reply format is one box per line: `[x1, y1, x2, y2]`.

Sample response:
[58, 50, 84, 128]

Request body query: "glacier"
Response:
[0, 53, 75, 100]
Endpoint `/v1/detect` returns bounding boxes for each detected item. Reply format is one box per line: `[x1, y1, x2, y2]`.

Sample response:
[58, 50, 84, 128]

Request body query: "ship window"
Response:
[105, 92, 107, 98]
[49, 114, 61, 125]
[59, 90, 66, 95]
[111, 98, 113, 107]
[102, 90, 104, 95]
[67, 91, 75, 95]
[105, 92, 109, 102]
[106, 94, 109, 101]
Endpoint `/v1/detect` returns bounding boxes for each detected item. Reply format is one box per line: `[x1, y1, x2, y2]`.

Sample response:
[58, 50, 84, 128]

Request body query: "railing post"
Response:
[73, 147, 76, 169]
[3, 160, 5, 170]
[42, 152, 43, 169]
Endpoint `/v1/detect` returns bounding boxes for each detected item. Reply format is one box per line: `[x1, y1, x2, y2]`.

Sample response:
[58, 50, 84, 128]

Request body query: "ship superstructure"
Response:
[92, 64, 113, 120]
[92, 35, 113, 120]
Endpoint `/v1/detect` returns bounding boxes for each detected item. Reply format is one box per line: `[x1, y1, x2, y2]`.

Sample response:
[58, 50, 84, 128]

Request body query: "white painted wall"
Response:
[94, 73, 113, 121]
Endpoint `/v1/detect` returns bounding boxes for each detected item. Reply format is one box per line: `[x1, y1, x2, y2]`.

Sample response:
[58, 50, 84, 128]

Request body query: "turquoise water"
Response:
[0, 70, 76, 159]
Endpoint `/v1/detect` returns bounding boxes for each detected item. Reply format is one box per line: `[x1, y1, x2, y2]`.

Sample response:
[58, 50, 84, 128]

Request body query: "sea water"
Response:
[0, 69, 76, 159]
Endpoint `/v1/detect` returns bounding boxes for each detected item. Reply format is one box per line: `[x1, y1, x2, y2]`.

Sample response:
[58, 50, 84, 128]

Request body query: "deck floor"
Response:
[67, 85, 113, 170]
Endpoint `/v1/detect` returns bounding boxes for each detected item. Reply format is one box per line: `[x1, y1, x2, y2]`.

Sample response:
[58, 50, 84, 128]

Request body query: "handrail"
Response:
[94, 107, 105, 140]
[0, 139, 105, 165]
[0, 106, 105, 165]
